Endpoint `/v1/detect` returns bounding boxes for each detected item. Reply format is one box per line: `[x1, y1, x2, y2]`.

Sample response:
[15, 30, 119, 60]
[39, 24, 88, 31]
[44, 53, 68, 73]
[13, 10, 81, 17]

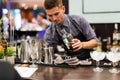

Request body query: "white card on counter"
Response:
[14, 66, 38, 78]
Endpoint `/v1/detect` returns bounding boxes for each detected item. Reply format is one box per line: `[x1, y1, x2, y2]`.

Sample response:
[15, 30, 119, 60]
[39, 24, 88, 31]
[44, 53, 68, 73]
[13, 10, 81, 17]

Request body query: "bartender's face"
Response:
[45, 6, 65, 24]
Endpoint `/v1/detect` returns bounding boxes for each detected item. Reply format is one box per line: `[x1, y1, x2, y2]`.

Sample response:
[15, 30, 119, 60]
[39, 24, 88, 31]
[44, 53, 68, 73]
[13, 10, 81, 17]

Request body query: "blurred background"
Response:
[0, 0, 120, 52]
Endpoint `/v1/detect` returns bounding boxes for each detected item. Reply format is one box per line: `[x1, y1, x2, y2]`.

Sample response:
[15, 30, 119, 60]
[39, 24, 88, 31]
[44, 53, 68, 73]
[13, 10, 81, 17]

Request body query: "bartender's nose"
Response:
[52, 15, 57, 21]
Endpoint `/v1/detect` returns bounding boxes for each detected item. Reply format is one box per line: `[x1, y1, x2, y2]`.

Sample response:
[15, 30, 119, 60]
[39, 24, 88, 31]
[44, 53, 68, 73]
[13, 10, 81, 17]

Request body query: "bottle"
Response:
[112, 24, 119, 53]
[112, 24, 118, 47]
[106, 37, 111, 52]
[95, 36, 102, 52]
[60, 29, 73, 50]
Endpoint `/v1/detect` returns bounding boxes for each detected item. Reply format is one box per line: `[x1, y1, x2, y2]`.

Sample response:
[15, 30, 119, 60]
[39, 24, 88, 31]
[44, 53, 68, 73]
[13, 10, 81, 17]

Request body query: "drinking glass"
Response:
[37, 39, 43, 63]
[48, 47, 53, 64]
[106, 52, 120, 73]
[90, 51, 105, 72]
[29, 39, 39, 68]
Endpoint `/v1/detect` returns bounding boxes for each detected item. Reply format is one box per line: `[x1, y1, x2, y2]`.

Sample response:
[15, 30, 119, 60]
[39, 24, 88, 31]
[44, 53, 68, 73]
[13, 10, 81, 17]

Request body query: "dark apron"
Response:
[55, 16, 93, 60]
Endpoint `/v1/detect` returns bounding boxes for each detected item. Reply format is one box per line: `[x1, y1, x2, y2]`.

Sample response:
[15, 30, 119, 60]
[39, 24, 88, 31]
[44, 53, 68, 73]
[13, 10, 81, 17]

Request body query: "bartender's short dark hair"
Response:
[44, 0, 63, 9]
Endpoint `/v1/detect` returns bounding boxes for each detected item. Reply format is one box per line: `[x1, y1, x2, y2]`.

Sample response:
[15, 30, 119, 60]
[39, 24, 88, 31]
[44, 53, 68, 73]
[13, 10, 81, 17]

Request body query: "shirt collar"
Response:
[62, 14, 69, 27]
[57, 14, 69, 27]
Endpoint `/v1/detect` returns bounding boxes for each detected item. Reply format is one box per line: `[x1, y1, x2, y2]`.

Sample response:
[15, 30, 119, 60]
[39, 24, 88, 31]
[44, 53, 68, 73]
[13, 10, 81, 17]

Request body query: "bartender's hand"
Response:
[71, 39, 83, 52]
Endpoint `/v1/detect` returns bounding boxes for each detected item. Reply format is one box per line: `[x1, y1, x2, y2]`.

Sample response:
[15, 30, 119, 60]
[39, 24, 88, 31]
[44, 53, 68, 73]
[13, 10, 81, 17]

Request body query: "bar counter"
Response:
[26, 65, 120, 80]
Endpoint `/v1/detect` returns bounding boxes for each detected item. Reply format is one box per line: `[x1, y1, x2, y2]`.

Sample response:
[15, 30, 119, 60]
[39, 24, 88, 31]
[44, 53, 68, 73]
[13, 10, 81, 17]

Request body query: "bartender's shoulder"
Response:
[69, 14, 84, 18]
[68, 15, 86, 23]
[68, 15, 85, 20]
[46, 23, 55, 31]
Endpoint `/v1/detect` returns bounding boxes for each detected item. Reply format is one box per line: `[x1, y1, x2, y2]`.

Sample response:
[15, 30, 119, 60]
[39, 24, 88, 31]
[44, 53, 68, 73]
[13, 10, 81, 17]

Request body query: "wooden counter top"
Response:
[27, 65, 120, 80]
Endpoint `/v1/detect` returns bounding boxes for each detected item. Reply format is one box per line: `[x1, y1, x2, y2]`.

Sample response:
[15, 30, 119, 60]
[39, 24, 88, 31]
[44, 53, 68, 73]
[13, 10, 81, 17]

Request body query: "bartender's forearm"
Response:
[82, 39, 99, 49]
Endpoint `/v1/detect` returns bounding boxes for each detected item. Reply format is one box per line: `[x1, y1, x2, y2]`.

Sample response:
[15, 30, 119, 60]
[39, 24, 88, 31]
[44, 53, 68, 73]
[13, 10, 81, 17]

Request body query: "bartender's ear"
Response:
[61, 6, 65, 13]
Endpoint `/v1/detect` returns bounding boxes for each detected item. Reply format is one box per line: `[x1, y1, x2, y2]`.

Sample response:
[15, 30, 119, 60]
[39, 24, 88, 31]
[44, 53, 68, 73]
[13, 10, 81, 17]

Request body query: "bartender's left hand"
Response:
[71, 39, 83, 52]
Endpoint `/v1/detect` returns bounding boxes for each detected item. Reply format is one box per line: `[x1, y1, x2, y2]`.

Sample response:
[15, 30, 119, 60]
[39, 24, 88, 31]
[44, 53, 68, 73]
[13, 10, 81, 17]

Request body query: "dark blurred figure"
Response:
[0, 61, 23, 80]
[37, 12, 51, 30]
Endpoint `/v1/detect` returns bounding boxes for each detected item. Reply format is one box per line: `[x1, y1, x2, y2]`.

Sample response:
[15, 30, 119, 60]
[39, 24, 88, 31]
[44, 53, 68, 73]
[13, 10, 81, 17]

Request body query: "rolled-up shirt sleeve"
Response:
[73, 15, 99, 42]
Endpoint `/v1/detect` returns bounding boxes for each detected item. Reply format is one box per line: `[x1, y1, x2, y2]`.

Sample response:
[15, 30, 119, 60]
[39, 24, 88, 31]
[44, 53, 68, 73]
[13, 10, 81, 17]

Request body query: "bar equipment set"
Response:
[16, 37, 54, 65]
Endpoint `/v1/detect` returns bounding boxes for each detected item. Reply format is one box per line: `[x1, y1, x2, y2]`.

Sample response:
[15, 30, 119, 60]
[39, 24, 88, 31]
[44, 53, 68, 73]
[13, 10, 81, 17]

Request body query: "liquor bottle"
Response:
[106, 37, 111, 52]
[95, 36, 102, 52]
[60, 29, 73, 50]
[112, 24, 118, 47]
